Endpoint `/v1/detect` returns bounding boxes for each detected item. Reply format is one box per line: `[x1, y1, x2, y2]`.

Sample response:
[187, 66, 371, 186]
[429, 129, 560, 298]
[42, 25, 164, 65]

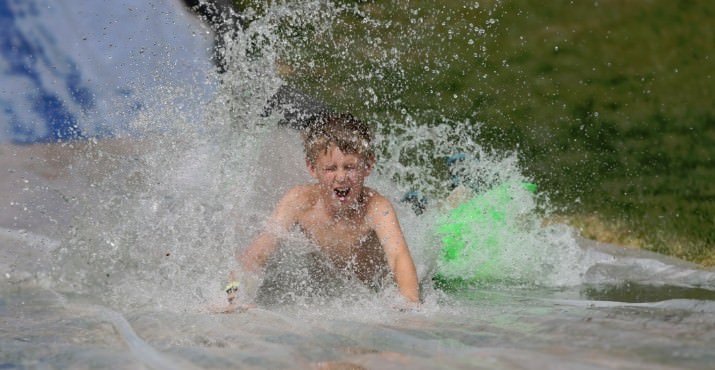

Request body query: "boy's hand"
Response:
[392, 300, 421, 313]
[226, 287, 256, 309]
[209, 301, 255, 314]
[207, 287, 256, 314]
[227, 290, 237, 304]
[209, 271, 256, 313]
[225, 281, 239, 304]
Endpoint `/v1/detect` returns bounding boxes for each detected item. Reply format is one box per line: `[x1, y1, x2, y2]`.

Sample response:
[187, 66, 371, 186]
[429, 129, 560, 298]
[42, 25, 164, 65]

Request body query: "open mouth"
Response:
[334, 187, 350, 199]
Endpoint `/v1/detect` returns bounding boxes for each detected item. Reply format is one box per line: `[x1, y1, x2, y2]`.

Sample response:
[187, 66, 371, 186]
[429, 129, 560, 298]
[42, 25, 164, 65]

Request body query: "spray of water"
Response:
[48, 1, 590, 313]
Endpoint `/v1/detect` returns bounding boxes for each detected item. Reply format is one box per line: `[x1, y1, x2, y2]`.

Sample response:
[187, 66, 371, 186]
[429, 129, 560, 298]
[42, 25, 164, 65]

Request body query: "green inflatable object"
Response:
[433, 181, 537, 290]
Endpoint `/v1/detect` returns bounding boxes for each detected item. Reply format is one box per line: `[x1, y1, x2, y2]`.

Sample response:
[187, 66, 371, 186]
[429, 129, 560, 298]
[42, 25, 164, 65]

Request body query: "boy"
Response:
[225, 113, 419, 309]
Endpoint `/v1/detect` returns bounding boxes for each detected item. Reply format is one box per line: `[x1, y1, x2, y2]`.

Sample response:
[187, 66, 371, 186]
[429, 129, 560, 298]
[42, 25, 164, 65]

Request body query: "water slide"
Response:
[2, 1, 715, 368]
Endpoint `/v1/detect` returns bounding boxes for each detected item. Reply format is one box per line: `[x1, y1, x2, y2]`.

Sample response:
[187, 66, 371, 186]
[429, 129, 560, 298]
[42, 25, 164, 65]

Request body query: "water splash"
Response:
[45, 1, 625, 312]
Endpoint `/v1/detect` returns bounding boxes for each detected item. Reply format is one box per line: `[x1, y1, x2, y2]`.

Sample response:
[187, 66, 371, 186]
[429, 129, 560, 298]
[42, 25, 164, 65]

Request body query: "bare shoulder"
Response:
[265, 184, 319, 231]
[364, 187, 398, 221]
[277, 184, 318, 211]
[283, 184, 315, 200]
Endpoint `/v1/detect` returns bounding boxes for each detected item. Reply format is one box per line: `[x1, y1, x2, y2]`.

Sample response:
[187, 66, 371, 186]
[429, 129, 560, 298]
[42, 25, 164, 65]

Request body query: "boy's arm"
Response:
[238, 230, 279, 272]
[231, 187, 303, 303]
[370, 196, 420, 303]
[237, 186, 303, 269]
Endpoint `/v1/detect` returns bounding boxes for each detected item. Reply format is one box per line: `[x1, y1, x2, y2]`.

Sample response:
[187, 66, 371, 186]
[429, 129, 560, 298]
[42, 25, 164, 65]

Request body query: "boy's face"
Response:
[307, 144, 373, 210]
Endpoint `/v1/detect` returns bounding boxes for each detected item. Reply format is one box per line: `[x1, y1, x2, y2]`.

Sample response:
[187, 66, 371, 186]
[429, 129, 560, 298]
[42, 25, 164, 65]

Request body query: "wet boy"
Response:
[225, 113, 419, 309]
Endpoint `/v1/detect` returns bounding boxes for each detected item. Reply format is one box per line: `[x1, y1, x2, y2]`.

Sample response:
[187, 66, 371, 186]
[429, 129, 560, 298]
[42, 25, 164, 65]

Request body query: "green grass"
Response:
[235, 0, 715, 264]
[474, 0, 715, 264]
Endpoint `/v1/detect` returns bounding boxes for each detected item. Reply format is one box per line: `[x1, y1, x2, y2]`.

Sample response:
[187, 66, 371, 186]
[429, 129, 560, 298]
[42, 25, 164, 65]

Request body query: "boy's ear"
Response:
[364, 156, 375, 175]
[306, 159, 318, 178]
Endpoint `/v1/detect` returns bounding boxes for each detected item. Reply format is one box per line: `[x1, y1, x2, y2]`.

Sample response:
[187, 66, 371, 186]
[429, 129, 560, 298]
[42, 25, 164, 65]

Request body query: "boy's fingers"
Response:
[207, 303, 237, 314]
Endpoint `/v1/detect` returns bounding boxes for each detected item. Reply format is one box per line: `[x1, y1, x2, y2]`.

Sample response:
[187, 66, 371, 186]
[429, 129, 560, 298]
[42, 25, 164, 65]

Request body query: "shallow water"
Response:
[3, 143, 715, 369]
[3, 1, 715, 369]
[3, 278, 715, 369]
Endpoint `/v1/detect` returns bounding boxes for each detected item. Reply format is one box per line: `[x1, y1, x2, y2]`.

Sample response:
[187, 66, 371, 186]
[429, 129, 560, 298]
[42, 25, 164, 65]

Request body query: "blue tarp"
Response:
[0, 0, 214, 144]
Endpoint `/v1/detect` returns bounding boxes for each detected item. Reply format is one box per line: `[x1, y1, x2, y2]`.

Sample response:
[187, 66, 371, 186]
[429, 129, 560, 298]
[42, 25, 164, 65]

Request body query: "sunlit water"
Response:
[2, 1, 715, 369]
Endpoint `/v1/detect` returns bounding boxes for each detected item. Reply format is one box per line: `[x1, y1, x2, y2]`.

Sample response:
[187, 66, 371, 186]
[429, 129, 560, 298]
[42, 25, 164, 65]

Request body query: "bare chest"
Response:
[295, 209, 385, 269]
[298, 215, 371, 254]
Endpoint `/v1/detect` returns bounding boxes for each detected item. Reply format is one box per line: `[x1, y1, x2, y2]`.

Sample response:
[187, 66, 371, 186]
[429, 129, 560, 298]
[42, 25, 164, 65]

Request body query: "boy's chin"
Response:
[332, 196, 352, 206]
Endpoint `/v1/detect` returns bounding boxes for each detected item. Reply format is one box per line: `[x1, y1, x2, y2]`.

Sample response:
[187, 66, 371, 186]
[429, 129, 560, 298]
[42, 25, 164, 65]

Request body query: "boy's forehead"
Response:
[315, 145, 364, 162]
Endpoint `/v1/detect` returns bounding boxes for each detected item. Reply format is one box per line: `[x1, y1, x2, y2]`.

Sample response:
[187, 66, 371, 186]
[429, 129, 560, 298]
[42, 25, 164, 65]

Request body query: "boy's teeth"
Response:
[335, 188, 349, 197]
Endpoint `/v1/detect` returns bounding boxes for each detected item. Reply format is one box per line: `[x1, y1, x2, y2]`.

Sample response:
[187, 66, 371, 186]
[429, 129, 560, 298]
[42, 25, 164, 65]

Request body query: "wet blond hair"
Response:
[302, 113, 375, 165]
